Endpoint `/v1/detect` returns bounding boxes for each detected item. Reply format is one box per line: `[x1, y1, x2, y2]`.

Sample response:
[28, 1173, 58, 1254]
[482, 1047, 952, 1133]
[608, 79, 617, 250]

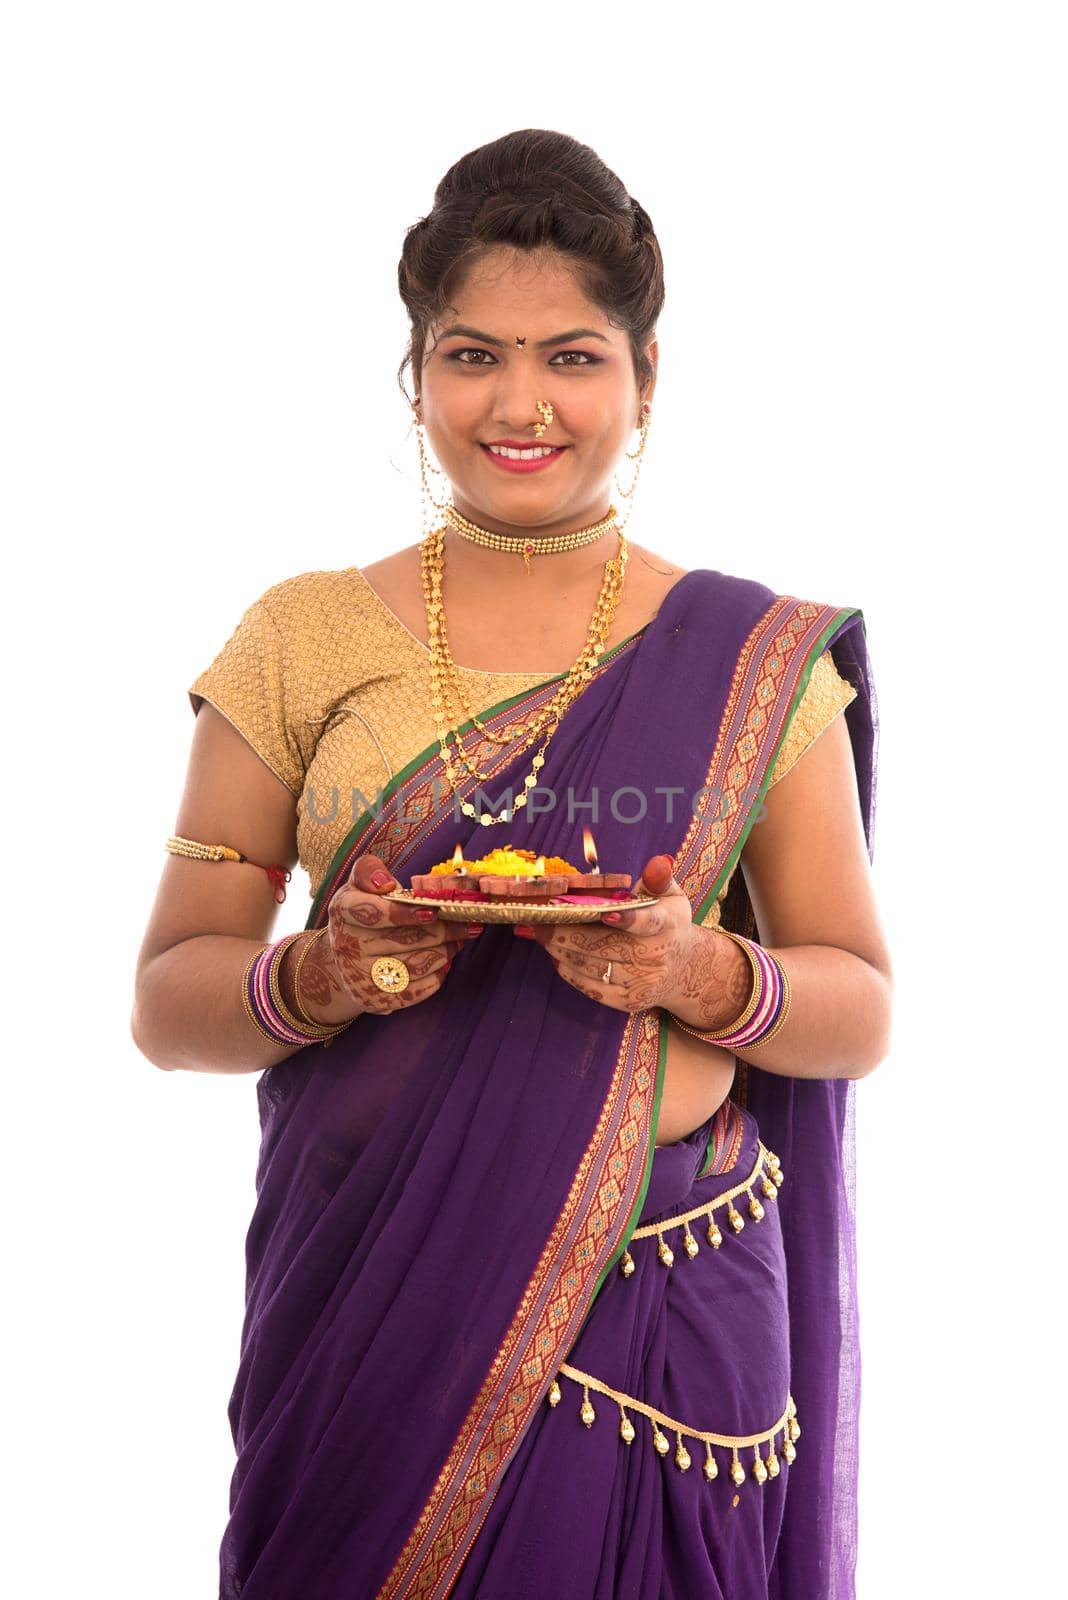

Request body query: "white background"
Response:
[4, 4, 1064, 1595]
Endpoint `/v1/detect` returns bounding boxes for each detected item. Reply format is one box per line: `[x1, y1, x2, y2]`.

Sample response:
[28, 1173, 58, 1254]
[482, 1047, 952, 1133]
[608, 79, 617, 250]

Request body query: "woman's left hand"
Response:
[511, 853, 699, 1014]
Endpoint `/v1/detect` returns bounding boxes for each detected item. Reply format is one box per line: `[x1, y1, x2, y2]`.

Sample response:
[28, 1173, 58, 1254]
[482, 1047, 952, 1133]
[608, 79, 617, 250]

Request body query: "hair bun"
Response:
[629, 196, 653, 235]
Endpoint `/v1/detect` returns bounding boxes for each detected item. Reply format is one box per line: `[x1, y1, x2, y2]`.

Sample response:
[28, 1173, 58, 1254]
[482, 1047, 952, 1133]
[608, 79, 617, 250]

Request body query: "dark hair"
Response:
[396, 129, 664, 406]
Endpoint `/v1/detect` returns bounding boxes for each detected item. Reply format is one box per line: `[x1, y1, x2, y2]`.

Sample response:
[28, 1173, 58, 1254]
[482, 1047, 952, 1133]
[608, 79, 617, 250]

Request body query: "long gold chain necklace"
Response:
[421, 520, 629, 825]
[422, 523, 628, 801]
[422, 524, 628, 750]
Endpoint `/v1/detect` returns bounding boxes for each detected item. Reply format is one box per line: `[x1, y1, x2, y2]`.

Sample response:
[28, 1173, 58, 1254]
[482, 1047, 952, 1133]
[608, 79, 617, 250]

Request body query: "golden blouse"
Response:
[187, 567, 858, 914]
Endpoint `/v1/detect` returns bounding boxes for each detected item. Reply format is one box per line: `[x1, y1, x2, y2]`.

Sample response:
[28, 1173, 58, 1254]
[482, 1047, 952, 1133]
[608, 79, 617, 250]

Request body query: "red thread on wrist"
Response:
[265, 864, 292, 903]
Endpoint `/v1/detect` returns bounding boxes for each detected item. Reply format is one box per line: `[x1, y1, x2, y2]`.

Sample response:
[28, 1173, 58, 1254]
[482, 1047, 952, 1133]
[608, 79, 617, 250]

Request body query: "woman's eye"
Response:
[448, 348, 599, 367]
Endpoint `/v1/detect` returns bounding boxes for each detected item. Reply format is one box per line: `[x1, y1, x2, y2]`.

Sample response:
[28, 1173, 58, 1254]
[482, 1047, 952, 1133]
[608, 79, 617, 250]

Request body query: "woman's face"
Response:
[417, 246, 657, 538]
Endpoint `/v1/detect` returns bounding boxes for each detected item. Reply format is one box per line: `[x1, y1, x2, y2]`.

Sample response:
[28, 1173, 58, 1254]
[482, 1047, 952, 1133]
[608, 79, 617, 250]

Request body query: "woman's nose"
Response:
[488, 378, 553, 433]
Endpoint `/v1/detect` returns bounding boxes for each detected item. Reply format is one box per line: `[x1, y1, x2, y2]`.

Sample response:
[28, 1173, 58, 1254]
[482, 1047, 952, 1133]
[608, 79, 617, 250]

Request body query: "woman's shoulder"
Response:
[251, 560, 437, 720]
[186, 567, 366, 798]
[253, 564, 371, 637]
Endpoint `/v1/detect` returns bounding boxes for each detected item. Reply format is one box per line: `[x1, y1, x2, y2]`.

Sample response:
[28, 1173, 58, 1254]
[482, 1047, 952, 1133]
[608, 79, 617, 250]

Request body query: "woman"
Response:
[132, 128, 891, 1599]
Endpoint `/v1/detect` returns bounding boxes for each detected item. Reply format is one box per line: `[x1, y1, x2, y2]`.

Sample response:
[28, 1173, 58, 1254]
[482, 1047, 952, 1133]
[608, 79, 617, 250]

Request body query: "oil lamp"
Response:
[564, 828, 633, 893]
[411, 844, 483, 899]
[480, 855, 571, 901]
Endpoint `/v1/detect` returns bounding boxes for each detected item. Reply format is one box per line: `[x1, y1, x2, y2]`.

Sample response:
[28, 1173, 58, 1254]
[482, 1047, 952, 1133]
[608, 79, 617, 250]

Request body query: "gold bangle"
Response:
[671, 1014, 733, 1044]
[268, 932, 349, 1041]
[292, 927, 351, 1047]
[292, 927, 330, 1024]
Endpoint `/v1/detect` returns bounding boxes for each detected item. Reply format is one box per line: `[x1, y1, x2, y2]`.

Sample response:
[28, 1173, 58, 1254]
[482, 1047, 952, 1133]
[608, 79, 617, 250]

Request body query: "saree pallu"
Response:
[218, 568, 878, 1600]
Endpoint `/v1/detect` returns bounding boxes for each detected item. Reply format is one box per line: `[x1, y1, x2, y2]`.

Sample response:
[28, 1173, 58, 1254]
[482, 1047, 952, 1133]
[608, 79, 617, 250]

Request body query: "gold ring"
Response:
[370, 955, 411, 994]
[602, 961, 613, 983]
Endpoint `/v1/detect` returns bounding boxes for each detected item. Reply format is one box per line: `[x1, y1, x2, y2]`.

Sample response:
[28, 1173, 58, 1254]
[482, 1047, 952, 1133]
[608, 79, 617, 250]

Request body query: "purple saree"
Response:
[218, 567, 878, 1599]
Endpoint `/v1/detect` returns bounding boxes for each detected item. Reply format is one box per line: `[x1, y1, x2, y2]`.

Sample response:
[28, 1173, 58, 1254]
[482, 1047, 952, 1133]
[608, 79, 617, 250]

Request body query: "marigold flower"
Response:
[430, 845, 579, 877]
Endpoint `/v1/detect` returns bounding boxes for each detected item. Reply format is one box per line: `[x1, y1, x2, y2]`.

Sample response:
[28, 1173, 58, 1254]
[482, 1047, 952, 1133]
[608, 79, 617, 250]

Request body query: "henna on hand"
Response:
[520, 852, 754, 1032]
[278, 930, 363, 1027]
[299, 852, 470, 1019]
[667, 925, 753, 1031]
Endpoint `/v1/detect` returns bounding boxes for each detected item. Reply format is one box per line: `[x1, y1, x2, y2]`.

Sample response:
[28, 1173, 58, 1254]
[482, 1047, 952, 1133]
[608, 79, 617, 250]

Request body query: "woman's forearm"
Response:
[665, 926, 893, 1080]
[131, 931, 364, 1074]
[734, 943, 892, 1079]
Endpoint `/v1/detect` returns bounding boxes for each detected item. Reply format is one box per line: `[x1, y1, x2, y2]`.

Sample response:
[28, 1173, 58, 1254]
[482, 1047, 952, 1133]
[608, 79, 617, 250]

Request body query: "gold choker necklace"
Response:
[442, 502, 619, 576]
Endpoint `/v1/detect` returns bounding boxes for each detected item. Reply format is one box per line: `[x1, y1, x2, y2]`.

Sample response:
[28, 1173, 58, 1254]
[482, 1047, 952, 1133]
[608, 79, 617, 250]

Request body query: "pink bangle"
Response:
[242, 934, 350, 1048]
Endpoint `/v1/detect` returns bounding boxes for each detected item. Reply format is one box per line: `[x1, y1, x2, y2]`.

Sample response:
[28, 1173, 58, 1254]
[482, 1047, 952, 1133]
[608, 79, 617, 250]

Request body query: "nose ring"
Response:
[534, 400, 554, 438]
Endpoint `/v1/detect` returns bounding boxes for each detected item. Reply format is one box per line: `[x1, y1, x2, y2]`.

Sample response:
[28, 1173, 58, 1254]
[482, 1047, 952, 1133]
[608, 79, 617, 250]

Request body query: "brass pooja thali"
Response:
[381, 889, 658, 925]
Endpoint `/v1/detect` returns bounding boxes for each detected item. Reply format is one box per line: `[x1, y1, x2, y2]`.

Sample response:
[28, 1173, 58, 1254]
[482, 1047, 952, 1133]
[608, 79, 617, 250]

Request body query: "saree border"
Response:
[303, 627, 646, 932]
[689, 603, 861, 1180]
[686, 603, 862, 926]
[381, 591, 860, 1599]
[581, 598, 861, 1307]
[696, 1092, 748, 1182]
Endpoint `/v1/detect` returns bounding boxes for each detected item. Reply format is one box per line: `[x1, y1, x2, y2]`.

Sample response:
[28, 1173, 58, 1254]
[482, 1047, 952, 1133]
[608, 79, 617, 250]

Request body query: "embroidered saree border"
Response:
[677, 600, 862, 926]
[697, 1093, 748, 1182]
[583, 597, 859, 1310]
[685, 600, 861, 1153]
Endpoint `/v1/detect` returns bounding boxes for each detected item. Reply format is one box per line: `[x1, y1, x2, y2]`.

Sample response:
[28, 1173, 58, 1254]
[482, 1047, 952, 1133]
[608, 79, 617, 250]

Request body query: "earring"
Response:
[412, 407, 453, 537]
[624, 400, 652, 460]
[533, 400, 554, 438]
[613, 401, 652, 534]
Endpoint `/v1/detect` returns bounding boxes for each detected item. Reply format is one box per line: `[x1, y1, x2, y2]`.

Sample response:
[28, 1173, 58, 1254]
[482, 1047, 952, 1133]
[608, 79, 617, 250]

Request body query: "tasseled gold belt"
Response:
[544, 1141, 796, 1488]
[547, 1366, 799, 1486]
[617, 1140, 783, 1275]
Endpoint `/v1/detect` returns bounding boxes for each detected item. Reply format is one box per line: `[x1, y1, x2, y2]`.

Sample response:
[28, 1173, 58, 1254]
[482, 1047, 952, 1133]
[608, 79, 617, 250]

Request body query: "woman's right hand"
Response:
[326, 852, 478, 1014]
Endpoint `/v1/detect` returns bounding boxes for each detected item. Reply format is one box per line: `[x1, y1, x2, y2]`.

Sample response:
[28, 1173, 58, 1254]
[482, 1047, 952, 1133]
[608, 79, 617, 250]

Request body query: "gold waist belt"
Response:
[618, 1140, 783, 1275]
[544, 1140, 796, 1487]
